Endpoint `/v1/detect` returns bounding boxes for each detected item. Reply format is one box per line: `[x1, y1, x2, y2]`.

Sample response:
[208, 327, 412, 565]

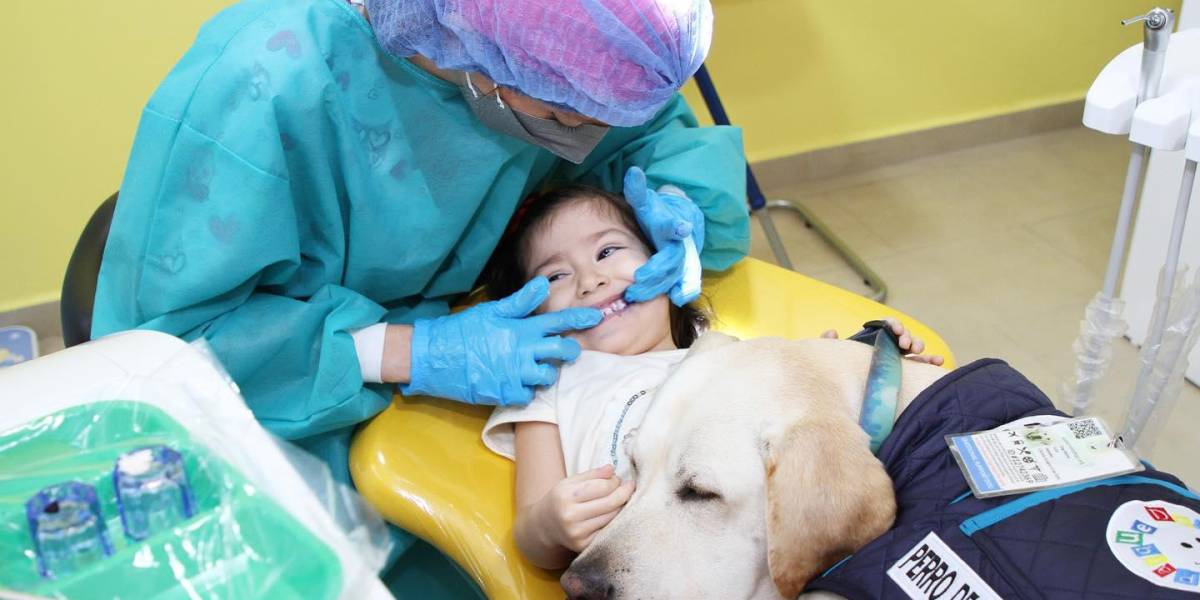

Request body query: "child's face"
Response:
[523, 200, 676, 355]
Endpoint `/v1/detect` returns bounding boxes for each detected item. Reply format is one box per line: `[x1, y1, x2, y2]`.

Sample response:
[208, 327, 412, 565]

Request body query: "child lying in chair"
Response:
[480, 180, 942, 570]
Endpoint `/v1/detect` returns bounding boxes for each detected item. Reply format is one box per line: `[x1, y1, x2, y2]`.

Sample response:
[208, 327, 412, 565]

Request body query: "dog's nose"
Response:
[561, 559, 612, 600]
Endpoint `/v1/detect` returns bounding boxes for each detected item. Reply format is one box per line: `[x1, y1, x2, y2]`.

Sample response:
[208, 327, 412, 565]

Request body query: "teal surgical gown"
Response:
[93, 0, 749, 593]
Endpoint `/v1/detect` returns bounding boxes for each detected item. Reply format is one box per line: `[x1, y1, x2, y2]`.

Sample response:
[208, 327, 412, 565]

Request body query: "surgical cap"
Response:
[365, 0, 713, 127]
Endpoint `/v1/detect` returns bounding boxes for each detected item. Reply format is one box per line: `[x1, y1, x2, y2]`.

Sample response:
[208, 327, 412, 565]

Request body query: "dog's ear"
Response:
[761, 415, 896, 598]
[686, 330, 739, 359]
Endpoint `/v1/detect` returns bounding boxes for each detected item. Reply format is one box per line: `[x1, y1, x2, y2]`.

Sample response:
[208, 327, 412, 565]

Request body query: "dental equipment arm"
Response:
[1065, 7, 1173, 416]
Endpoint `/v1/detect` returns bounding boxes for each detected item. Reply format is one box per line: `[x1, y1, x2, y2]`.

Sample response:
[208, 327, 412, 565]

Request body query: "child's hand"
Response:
[535, 464, 635, 552]
[821, 317, 946, 366]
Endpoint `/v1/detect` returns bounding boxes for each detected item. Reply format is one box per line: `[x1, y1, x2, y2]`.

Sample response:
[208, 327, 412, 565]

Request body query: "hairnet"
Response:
[365, 0, 713, 127]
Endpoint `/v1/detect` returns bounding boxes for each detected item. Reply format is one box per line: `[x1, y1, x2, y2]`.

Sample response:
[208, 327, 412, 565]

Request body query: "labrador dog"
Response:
[560, 332, 948, 600]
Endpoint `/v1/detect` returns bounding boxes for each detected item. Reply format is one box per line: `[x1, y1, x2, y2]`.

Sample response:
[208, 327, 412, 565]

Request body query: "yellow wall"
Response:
[681, 1, 1178, 163]
[0, 1, 238, 313]
[0, 0, 1180, 311]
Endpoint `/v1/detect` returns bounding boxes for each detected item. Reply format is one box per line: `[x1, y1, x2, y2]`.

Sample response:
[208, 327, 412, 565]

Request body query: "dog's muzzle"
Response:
[561, 550, 615, 600]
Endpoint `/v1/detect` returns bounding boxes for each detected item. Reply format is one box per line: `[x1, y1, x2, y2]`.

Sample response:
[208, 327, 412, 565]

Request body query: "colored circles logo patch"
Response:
[1107, 500, 1200, 592]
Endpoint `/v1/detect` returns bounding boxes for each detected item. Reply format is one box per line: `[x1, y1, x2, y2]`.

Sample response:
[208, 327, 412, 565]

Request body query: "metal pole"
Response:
[1102, 145, 1150, 297]
[1123, 159, 1196, 447]
[1069, 145, 1148, 412]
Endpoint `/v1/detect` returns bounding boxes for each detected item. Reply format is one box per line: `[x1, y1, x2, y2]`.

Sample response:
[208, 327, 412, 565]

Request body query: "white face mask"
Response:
[459, 73, 609, 164]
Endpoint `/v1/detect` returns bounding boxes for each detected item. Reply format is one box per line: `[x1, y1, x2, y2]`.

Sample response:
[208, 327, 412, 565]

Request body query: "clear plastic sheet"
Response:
[1061, 292, 1128, 415]
[0, 332, 391, 599]
[1122, 268, 1200, 456]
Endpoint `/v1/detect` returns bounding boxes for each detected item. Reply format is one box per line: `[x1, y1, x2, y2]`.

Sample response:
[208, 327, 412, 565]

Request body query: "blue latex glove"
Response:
[403, 277, 603, 406]
[622, 166, 706, 306]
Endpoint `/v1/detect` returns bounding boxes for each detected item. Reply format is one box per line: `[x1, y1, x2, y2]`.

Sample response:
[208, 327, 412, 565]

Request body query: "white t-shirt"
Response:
[482, 349, 688, 480]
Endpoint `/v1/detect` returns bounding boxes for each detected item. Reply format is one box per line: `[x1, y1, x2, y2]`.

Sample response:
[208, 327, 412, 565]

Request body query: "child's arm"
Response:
[513, 422, 635, 570]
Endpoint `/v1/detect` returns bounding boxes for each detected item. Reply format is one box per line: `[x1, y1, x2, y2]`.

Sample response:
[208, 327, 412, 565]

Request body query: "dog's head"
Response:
[561, 333, 898, 600]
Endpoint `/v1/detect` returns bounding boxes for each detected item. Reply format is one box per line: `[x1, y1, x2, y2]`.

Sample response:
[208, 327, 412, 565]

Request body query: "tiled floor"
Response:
[751, 126, 1200, 486]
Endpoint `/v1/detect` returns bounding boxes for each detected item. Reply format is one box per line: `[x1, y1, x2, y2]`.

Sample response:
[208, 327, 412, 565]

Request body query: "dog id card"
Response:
[946, 416, 1143, 498]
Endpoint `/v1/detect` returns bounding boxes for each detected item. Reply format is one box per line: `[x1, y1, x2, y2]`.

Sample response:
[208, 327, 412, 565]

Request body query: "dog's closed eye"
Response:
[676, 482, 722, 502]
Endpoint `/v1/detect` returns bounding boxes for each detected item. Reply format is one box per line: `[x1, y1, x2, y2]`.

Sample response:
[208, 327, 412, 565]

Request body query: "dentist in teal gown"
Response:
[93, 0, 749, 594]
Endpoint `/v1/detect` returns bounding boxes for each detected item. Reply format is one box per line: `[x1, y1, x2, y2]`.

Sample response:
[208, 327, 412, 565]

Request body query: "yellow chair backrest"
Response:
[349, 258, 955, 600]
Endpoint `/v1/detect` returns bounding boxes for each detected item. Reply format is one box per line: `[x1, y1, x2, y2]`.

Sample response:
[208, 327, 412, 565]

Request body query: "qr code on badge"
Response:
[1068, 419, 1102, 440]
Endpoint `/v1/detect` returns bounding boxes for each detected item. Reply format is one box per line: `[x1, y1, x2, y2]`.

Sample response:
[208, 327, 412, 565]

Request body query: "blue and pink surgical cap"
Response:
[365, 0, 714, 127]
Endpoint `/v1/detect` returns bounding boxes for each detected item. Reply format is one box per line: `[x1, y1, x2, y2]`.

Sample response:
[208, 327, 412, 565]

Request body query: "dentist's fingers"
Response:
[625, 245, 683, 303]
[492, 277, 550, 319]
[671, 218, 693, 241]
[650, 216, 690, 242]
[530, 307, 604, 335]
[521, 362, 559, 388]
[496, 382, 534, 407]
[529, 337, 583, 363]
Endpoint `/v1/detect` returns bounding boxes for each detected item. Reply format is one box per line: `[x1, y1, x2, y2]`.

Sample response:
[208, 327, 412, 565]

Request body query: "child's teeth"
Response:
[601, 299, 627, 317]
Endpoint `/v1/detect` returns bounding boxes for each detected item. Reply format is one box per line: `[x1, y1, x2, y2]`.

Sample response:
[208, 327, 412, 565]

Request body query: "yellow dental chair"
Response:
[349, 257, 955, 600]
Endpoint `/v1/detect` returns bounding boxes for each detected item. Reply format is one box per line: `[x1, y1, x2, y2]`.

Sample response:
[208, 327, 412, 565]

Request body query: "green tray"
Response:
[0, 401, 342, 598]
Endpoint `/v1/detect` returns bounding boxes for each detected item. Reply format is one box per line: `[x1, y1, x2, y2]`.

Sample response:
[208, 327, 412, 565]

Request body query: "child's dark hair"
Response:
[484, 184, 708, 348]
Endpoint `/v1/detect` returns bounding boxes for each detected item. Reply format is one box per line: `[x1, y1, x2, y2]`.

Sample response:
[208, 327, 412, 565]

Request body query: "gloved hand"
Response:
[403, 277, 603, 406]
[622, 166, 706, 306]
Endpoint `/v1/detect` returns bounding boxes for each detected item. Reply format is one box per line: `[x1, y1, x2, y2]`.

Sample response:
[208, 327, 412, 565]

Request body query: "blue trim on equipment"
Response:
[960, 475, 1200, 536]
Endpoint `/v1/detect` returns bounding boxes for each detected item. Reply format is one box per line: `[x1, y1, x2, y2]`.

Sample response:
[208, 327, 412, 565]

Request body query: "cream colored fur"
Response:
[560, 333, 947, 599]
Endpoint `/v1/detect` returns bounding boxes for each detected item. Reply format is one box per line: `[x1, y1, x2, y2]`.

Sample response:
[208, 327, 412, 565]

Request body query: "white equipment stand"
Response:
[1082, 24, 1200, 449]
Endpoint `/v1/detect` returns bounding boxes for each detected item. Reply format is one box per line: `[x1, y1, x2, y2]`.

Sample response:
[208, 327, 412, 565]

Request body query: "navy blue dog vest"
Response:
[807, 359, 1200, 599]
